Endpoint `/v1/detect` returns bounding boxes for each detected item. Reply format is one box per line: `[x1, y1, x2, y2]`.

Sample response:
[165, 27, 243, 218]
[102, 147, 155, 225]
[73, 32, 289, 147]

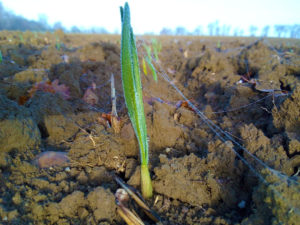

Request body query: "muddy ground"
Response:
[0, 30, 299, 225]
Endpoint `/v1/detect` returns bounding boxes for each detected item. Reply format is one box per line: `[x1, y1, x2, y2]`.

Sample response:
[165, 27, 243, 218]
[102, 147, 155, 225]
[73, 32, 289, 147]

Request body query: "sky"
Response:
[1, 0, 300, 35]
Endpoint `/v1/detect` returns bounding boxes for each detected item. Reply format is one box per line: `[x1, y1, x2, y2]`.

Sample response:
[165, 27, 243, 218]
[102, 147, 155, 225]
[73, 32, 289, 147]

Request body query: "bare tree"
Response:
[0, 2, 49, 31]
[207, 20, 220, 36]
[281, 25, 290, 37]
[261, 25, 270, 37]
[274, 25, 285, 37]
[233, 28, 239, 36]
[38, 14, 49, 28]
[290, 24, 300, 38]
[175, 26, 188, 35]
[160, 27, 173, 35]
[53, 22, 64, 31]
[215, 21, 220, 36]
[71, 26, 81, 33]
[249, 25, 258, 36]
[207, 22, 215, 36]
[221, 25, 231, 36]
[194, 26, 203, 36]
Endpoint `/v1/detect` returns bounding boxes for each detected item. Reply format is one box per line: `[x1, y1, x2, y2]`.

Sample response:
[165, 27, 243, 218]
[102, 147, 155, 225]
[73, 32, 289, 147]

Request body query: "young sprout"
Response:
[120, 2, 153, 198]
[19, 33, 24, 43]
[142, 43, 158, 82]
[216, 40, 221, 52]
[142, 57, 147, 76]
[56, 36, 61, 50]
[0, 50, 2, 63]
[151, 38, 161, 62]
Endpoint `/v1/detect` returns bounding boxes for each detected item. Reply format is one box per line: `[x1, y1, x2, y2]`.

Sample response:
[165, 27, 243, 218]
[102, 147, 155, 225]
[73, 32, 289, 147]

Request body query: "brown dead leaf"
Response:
[97, 113, 123, 134]
[82, 88, 98, 105]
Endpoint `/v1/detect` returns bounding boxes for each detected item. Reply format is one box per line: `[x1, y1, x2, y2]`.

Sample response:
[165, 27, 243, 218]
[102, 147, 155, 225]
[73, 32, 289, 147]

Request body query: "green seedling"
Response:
[56, 36, 61, 50]
[142, 43, 158, 82]
[120, 2, 153, 198]
[216, 40, 221, 52]
[142, 57, 147, 75]
[0, 50, 2, 63]
[151, 38, 161, 62]
[19, 33, 24, 43]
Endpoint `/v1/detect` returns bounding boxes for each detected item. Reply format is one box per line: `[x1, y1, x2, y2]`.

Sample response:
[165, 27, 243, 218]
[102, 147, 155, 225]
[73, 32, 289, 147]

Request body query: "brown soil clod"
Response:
[0, 31, 299, 224]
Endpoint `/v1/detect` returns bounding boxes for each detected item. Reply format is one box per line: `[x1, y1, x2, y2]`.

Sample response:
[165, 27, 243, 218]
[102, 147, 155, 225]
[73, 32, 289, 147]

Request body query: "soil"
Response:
[0, 30, 299, 225]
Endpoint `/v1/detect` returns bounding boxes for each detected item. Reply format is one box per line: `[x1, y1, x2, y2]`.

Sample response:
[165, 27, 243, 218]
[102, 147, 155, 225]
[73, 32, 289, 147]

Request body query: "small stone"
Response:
[173, 112, 180, 122]
[34, 151, 69, 169]
[165, 148, 171, 153]
[115, 189, 130, 204]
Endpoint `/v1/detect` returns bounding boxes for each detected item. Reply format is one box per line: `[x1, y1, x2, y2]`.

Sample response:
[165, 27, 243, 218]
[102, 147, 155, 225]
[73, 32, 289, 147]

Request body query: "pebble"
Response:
[34, 151, 69, 169]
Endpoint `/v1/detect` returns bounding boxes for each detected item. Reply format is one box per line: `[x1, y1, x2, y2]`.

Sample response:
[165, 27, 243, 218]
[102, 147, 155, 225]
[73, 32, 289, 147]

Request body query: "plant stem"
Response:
[141, 164, 153, 199]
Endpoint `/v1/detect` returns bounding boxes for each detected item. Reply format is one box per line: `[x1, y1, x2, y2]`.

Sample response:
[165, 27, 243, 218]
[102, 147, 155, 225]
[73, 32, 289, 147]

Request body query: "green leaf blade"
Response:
[121, 2, 148, 165]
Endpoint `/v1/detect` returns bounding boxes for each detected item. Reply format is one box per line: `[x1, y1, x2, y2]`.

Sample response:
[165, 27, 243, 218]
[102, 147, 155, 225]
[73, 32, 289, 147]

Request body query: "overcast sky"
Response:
[1, 0, 300, 35]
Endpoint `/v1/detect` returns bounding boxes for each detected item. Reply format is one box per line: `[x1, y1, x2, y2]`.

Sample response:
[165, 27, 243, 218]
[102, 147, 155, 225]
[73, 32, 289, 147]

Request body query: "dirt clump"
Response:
[0, 31, 299, 224]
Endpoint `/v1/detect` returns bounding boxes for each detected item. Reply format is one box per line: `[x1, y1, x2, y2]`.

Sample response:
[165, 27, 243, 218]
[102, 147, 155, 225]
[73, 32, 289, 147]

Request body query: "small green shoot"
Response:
[56, 36, 61, 50]
[145, 55, 157, 82]
[120, 2, 153, 198]
[142, 57, 147, 75]
[19, 33, 24, 43]
[0, 50, 2, 63]
[151, 38, 161, 62]
[142, 42, 159, 82]
[216, 40, 221, 52]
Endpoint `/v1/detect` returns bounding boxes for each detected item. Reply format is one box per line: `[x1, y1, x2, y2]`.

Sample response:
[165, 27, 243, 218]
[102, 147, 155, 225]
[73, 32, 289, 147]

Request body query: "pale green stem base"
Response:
[141, 164, 153, 198]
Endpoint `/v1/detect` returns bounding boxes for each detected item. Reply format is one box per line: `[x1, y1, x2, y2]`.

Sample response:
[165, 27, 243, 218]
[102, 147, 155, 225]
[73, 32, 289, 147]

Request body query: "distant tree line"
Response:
[0, 2, 109, 34]
[0, 3, 299, 38]
[160, 21, 300, 38]
[0, 3, 49, 31]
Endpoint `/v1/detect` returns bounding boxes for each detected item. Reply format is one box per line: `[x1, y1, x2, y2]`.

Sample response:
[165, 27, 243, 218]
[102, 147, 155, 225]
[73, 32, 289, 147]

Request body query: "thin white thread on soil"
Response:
[154, 57, 299, 184]
[142, 87, 289, 115]
[155, 60, 300, 214]
[199, 93, 273, 114]
[138, 39, 299, 215]
[209, 91, 290, 114]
